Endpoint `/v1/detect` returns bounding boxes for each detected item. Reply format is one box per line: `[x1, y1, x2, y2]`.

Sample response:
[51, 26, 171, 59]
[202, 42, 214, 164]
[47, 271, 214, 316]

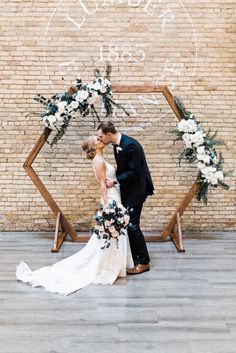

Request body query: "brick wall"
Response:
[0, 0, 235, 232]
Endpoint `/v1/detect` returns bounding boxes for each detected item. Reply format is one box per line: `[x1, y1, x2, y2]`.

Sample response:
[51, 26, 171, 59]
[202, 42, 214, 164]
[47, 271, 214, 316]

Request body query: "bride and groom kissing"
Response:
[16, 121, 154, 295]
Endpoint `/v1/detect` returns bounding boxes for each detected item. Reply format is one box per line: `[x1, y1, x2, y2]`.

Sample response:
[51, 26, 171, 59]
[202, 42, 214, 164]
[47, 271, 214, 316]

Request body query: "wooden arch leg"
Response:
[160, 178, 201, 252]
[169, 212, 185, 252]
[52, 212, 67, 253]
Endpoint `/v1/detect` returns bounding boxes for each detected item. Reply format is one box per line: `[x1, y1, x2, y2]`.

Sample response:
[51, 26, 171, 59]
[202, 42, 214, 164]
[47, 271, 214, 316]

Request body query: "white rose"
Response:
[197, 146, 205, 154]
[80, 89, 89, 100]
[207, 166, 217, 173]
[57, 101, 67, 109]
[91, 81, 101, 91]
[43, 116, 52, 128]
[55, 112, 64, 122]
[191, 131, 206, 147]
[197, 162, 206, 171]
[70, 100, 79, 109]
[88, 92, 99, 105]
[177, 119, 198, 133]
[75, 90, 89, 102]
[47, 115, 57, 124]
[109, 226, 116, 233]
[99, 85, 107, 94]
[124, 214, 130, 224]
[57, 101, 67, 114]
[207, 176, 218, 185]
[182, 133, 193, 147]
[197, 153, 210, 164]
[104, 220, 111, 228]
[118, 217, 124, 224]
[215, 171, 224, 181]
[111, 230, 119, 238]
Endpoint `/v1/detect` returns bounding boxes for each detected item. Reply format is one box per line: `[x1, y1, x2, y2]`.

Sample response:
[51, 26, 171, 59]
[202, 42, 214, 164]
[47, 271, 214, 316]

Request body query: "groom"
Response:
[97, 121, 154, 275]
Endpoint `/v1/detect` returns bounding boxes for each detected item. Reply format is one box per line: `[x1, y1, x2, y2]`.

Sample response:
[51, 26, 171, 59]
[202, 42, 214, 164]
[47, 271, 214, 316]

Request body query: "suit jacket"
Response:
[114, 134, 154, 207]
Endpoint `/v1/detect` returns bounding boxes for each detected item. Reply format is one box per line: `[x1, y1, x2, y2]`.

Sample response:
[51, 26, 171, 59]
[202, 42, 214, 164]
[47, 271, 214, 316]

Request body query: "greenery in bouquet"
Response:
[93, 200, 130, 250]
[172, 96, 230, 204]
[33, 64, 129, 146]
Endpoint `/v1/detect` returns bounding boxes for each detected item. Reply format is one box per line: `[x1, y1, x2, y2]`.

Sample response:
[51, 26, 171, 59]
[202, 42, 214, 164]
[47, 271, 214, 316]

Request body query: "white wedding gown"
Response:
[16, 161, 134, 295]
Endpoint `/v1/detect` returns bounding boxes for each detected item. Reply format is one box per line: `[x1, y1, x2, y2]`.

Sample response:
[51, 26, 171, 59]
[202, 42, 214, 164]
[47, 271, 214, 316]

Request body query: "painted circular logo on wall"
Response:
[44, 0, 197, 127]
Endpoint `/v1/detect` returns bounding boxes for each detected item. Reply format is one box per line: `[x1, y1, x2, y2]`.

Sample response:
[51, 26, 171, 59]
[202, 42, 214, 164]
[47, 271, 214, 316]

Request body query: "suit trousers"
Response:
[126, 203, 150, 265]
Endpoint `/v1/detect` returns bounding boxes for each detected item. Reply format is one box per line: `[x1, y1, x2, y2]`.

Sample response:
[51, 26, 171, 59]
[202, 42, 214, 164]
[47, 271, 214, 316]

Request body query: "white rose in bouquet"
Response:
[109, 226, 119, 238]
[104, 220, 111, 228]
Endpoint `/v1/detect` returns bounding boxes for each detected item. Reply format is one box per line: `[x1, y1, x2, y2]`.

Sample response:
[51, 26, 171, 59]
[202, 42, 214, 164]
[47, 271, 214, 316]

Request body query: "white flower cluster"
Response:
[177, 115, 198, 133]
[87, 77, 111, 94]
[43, 76, 111, 130]
[177, 117, 224, 186]
[178, 116, 206, 148]
[197, 162, 224, 186]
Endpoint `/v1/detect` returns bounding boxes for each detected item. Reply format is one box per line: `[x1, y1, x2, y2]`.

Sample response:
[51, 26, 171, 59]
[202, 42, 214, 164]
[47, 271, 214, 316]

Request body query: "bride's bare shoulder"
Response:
[92, 155, 106, 168]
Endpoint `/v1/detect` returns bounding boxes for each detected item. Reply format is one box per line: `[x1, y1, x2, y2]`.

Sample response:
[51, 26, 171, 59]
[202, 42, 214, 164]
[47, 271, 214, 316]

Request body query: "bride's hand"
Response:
[105, 178, 117, 188]
[103, 203, 109, 210]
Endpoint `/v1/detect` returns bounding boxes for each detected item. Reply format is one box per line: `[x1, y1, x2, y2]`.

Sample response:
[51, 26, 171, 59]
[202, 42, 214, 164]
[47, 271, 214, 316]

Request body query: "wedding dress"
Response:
[16, 161, 134, 295]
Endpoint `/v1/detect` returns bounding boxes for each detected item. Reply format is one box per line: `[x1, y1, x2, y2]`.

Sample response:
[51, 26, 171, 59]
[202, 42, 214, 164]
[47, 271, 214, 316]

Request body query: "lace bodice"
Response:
[93, 160, 121, 204]
[105, 161, 121, 203]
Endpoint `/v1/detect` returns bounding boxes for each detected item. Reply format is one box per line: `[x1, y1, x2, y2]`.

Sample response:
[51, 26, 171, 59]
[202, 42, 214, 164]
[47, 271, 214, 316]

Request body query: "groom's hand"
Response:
[105, 178, 117, 188]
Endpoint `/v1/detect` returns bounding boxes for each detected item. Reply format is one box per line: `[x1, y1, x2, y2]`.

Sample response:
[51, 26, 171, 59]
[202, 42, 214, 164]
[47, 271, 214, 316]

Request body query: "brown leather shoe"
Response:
[127, 264, 150, 275]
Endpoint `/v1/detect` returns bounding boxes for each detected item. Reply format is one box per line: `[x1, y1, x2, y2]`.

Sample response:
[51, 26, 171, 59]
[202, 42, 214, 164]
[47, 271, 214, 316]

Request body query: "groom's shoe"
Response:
[127, 264, 150, 275]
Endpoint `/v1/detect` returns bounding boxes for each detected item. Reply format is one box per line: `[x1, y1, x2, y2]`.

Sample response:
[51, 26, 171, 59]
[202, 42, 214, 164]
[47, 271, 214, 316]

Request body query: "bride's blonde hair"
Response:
[82, 136, 96, 159]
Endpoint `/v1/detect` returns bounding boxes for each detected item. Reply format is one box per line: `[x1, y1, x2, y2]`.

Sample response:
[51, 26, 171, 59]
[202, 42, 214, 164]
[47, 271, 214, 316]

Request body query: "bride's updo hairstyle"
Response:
[82, 136, 96, 160]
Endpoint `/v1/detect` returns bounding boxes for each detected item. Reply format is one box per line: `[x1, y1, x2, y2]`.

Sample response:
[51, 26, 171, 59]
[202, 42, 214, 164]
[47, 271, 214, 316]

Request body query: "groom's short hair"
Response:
[97, 121, 117, 134]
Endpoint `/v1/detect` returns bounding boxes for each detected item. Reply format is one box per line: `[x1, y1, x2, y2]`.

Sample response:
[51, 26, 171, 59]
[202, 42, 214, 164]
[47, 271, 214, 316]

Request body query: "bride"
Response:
[16, 135, 134, 295]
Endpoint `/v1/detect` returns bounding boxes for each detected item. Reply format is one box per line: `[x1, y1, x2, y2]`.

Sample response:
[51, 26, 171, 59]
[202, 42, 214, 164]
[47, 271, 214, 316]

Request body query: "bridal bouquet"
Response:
[94, 200, 130, 250]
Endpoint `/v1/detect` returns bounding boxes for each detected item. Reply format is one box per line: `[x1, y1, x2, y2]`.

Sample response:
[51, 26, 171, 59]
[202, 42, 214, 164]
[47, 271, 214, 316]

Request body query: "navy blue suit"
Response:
[114, 134, 154, 265]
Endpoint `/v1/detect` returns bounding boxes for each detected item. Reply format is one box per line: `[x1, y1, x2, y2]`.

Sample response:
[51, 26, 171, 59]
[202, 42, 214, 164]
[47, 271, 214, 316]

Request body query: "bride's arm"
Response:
[93, 158, 109, 209]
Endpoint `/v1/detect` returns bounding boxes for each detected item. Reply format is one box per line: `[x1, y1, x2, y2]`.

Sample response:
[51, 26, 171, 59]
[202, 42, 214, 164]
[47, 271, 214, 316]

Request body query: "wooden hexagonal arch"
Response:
[24, 85, 200, 252]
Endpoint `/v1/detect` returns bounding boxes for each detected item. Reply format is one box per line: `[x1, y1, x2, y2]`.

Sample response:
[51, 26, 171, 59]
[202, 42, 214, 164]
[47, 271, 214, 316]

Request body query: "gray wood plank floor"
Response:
[1, 231, 236, 353]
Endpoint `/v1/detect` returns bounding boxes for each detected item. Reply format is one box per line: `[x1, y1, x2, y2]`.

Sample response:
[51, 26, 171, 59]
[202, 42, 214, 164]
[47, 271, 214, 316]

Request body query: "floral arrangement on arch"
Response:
[34, 64, 128, 146]
[173, 97, 230, 204]
[94, 200, 130, 250]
